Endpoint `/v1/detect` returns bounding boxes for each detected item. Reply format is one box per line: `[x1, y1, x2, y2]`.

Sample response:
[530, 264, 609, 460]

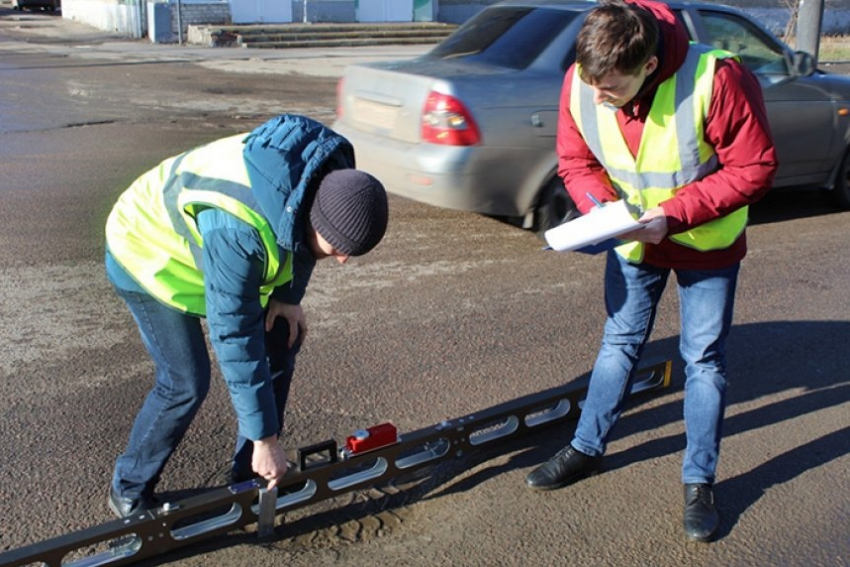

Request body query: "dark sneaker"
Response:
[683, 483, 719, 542]
[226, 469, 260, 485]
[525, 445, 603, 491]
[108, 487, 159, 518]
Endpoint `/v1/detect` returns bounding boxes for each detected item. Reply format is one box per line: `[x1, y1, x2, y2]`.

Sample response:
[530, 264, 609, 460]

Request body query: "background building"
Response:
[57, 0, 850, 44]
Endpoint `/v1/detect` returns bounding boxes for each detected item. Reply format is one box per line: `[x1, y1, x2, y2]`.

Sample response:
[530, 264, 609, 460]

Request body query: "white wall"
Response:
[62, 0, 144, 37]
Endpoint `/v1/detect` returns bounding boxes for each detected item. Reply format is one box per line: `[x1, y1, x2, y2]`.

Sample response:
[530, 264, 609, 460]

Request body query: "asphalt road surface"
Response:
[0, 11, 848, 567]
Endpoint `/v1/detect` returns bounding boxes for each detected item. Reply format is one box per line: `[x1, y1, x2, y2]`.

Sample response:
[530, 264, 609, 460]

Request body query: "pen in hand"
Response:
[586, 192, 605, 209]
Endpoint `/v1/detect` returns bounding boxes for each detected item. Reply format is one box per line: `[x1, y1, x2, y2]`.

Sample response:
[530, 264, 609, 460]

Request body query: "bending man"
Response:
[105, 114, 388, 517]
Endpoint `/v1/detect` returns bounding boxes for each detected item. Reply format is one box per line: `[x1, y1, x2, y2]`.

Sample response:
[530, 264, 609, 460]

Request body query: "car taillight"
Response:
[336, 78, 345, 119]
[421, 91, 481, 146]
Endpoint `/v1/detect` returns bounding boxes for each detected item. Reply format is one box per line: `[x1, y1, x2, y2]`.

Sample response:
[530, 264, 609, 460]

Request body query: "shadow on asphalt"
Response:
[714, 425, 850, 539]
[391, 320, 849, 545]
[428, 320, 850, 543]
[749, 187, 844, 225]
[125, 320, 848, 563]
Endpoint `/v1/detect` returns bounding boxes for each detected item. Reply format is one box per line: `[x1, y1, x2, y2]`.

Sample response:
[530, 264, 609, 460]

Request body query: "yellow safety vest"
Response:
[570, 44, 748, 263]
[105, 133, 293, 316]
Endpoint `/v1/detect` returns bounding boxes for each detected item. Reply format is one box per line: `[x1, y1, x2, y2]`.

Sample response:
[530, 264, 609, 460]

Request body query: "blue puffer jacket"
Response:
[107, 114, 356, 440]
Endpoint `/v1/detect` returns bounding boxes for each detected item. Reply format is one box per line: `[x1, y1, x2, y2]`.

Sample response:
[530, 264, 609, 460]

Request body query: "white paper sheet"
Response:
[544, 199, 642, 253]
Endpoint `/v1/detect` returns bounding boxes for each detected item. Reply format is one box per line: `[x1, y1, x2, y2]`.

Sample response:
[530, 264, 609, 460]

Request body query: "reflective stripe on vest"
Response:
[570, 44, 747, 262]
[105, 133, 293, 315]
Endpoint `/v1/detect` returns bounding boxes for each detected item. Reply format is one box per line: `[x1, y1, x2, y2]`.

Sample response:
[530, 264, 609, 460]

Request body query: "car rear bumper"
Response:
[334, 122, 535, 218]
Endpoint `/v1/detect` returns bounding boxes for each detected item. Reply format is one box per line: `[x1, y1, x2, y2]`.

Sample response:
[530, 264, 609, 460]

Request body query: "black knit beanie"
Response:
[309, 169, 389, 256]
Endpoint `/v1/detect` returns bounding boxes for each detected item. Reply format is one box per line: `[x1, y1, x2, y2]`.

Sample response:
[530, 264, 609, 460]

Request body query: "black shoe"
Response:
[525, 445, 603, 491]
[108, 487, 159, 518]
[683, 483, 719, 542]
[227, 469, 260, 485]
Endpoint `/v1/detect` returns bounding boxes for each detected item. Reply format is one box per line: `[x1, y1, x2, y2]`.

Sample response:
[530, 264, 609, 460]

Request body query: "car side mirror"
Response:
[791, 50, 816, 77]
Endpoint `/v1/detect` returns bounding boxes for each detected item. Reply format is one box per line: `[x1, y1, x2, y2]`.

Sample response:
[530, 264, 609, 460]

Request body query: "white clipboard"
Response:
[544, 199, 642, 253]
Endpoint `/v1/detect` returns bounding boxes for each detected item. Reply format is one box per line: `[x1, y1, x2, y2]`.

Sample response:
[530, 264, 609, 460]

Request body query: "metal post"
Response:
[257, 487, 278, 538]
[136, 0, 144, 39]
[303, 0, 308, 23]
[796, 0, 824, 63]
[176, 0, 184, 44]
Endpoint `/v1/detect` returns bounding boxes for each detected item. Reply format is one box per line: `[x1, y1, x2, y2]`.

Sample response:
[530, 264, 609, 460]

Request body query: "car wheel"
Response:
[831, 148, 850, 209]
[534, 177, 579, 238]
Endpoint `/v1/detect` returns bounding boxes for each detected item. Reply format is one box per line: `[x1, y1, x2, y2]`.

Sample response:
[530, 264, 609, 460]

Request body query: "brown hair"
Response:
[576, 0, 659, 84]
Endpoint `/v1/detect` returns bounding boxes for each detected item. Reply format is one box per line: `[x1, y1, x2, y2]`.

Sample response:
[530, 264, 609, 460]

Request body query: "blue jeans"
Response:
[111, 286, 298, 499]
[571, 251, 739, 485]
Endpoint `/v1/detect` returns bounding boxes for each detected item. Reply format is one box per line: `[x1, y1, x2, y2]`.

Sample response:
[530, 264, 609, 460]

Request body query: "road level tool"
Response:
[0, 359, 671, 567]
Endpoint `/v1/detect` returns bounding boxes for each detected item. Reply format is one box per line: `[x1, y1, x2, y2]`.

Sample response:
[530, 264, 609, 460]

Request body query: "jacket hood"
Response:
[242, 115, 356, 253]
[629, 0, 690, 96]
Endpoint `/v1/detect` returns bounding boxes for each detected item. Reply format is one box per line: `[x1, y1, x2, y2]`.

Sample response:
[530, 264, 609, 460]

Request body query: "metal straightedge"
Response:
[0, 359, 671, 567]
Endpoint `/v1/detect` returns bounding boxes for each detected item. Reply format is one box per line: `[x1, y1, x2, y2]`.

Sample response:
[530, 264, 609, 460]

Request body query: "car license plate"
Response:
[352, 97, 398, 131]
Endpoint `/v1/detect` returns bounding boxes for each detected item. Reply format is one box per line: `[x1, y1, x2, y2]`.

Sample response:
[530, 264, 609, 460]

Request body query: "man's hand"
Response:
[265, 299, 307, 348]
[619, 206, 668, 244]
[252, 436, 289, 490]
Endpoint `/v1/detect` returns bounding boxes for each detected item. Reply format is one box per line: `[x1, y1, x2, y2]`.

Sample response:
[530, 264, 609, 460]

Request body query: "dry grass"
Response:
[817, 35, 850, 61]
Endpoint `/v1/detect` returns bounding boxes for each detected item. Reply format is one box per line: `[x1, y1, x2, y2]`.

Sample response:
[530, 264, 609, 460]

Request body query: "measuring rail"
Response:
[0, 360, 671, 567]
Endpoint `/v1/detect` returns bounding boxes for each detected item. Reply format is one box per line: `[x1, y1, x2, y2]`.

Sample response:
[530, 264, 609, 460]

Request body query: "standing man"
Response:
[525, 0, 777, 542]
[105, 114, 388, 518]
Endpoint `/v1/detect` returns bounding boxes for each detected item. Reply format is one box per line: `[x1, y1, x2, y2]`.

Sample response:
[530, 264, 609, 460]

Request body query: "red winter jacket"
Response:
[556, 0, 778, 269]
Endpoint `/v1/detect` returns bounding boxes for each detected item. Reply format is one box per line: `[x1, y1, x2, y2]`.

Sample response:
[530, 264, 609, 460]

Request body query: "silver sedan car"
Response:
[334, 0, 850, 234]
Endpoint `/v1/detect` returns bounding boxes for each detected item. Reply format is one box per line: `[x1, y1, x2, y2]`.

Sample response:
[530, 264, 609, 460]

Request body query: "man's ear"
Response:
[644, 55, 659, 75]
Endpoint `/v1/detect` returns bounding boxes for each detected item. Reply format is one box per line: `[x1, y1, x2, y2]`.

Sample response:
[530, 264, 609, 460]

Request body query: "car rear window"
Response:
[428, 7, 579, 70]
